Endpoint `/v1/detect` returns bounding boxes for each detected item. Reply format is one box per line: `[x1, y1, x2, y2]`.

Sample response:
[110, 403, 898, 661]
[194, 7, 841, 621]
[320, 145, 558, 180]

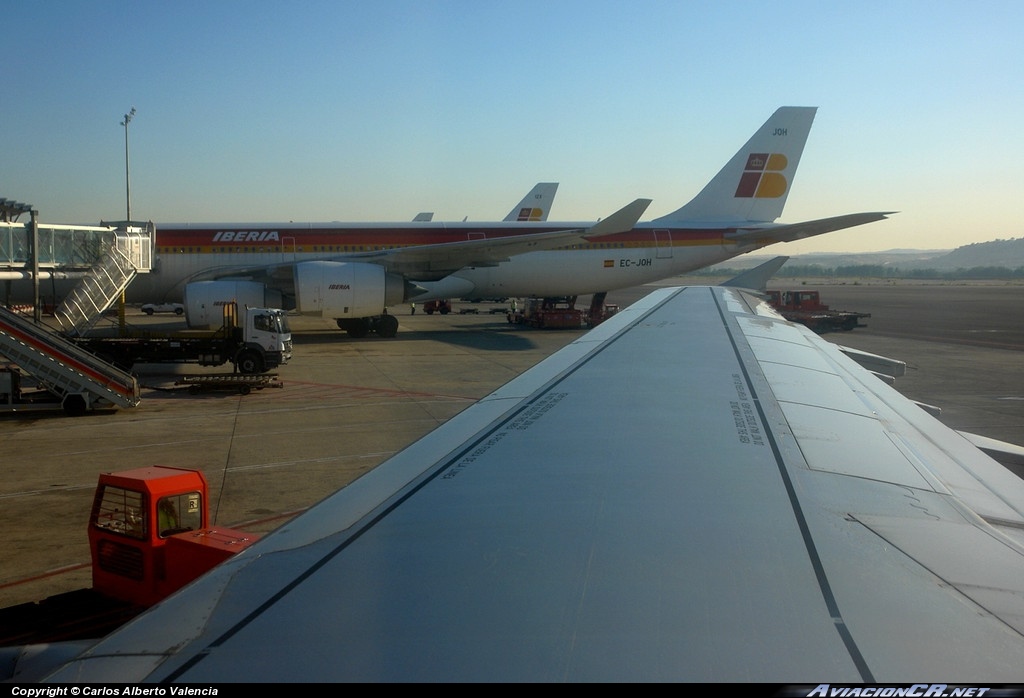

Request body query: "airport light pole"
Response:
[120, 107, 136, 223]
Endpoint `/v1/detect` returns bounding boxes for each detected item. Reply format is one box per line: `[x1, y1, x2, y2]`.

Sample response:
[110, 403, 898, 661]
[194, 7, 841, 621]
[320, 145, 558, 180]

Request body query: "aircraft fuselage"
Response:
[123, 220, 759, 303]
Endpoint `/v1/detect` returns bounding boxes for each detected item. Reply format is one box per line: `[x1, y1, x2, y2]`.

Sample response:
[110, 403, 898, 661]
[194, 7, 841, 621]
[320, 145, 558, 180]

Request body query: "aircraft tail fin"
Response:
[504, 183, 559, 222]
[653, 107, 817, 224]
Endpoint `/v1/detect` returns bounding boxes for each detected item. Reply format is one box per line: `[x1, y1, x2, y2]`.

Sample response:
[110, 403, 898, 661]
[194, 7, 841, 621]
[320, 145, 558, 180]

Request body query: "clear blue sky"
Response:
[3, 0, 1021, 253]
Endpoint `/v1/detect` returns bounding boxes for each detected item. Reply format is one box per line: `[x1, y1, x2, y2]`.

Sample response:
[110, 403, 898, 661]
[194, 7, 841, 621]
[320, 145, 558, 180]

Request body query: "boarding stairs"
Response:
[0, 305, 140, 413]
[54, 226, 154, 336]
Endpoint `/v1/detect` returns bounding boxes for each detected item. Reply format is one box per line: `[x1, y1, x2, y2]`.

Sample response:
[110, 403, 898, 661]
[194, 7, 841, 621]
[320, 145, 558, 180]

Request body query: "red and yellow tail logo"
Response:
[516, 207, 545, 221]
[734, 153, 789, 198]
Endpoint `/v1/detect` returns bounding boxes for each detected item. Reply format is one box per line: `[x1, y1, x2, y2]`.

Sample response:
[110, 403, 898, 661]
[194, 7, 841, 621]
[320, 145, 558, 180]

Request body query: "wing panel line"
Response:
[712, 287, 876, 682]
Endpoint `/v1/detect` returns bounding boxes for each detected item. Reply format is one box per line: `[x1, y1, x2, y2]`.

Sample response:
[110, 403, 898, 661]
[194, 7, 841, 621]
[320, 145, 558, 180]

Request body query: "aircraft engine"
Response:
[183, 280, 284, 329]
[294, 261, 406, 317]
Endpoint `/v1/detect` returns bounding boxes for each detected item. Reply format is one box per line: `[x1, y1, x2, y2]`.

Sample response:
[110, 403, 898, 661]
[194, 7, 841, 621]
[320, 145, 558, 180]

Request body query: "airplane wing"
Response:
[39, 284, 1024, 682]
[185, 198, 651, 286]
[726, 211, 896, 245]
[356, 197, 649, 276]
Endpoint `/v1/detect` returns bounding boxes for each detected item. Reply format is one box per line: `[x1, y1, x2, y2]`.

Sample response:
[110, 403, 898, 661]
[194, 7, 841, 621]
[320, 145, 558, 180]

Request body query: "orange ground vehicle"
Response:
[1, 466, 260, 644]
[90, 466, 260, 607]
[507, 297, 583, 329]
[423, 300, 452, 314]
[507, 295, 620, 330]
[766, 290, 870, 333]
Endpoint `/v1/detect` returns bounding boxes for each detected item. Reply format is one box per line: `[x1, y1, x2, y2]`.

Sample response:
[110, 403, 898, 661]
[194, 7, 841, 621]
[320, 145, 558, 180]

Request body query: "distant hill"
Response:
[715, 237, 1024, 275]
[930, 237, 1024, 270]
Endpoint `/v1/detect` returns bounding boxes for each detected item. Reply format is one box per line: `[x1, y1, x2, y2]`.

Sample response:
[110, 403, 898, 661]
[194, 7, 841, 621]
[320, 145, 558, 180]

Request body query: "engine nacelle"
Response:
[183, 280, 284, 329]
[294, 261, 405, 317]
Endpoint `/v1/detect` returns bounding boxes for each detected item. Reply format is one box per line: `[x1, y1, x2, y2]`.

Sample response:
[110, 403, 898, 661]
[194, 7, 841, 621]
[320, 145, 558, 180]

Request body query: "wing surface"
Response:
[350, 197, 649, 276]
[47, 286, 1024, 682]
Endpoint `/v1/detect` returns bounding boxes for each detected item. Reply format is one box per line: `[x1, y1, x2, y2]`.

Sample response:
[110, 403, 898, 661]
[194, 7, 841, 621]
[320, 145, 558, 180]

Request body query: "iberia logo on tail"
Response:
[515, 207, 546, 221]
[734, 153, 789, 198]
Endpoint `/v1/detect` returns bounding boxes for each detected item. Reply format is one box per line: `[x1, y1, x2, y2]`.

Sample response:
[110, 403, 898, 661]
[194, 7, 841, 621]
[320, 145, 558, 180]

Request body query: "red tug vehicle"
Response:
[1, 466, 260, 644]
[765, 289, 871, 333]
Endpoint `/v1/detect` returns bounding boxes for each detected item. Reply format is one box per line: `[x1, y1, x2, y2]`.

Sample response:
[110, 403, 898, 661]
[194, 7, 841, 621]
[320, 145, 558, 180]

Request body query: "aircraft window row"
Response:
[158, 247, 309, 254]
[157, 242, 633, 254]
[554, 242, 627, 250]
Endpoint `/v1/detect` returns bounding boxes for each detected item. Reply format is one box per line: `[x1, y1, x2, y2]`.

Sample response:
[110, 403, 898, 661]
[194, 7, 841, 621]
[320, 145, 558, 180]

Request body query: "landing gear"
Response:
[337, 318, 371, 338]
[586, 291, 619, 328]
[375, 314, 399, 338]
[335, 314, 399, 339]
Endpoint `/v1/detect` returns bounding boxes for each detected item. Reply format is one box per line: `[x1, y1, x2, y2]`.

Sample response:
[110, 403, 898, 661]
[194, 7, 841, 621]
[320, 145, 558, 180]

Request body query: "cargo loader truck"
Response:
[71, 302, 292, 374]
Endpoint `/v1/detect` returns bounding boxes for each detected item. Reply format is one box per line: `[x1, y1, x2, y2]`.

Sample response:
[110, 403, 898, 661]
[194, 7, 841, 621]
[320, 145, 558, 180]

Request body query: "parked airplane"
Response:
[503, 182, 558, 221]
[19, 270, 1024, 682]
[410, 182, 558, 224]
[125, 107, 888, 337]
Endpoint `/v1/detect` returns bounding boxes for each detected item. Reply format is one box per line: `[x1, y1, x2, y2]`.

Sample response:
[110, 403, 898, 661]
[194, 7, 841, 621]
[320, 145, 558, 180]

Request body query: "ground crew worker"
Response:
[158, 498, 179, 537]
[410, 303, 416, 315]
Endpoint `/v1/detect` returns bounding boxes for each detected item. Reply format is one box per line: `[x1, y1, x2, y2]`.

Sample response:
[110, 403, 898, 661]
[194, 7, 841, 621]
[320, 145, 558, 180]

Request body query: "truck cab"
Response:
[766, 290, 828, 312]
[237, 306, 292, 373]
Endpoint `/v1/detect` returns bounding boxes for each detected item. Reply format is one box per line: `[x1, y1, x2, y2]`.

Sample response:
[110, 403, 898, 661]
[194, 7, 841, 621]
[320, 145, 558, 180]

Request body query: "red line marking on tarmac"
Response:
[0, 562, 90, 591]
[282, 379, 476, 401]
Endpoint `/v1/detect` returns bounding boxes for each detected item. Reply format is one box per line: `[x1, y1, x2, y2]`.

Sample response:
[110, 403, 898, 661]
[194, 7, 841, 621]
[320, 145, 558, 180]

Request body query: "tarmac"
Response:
[2, 278, 1023, 610]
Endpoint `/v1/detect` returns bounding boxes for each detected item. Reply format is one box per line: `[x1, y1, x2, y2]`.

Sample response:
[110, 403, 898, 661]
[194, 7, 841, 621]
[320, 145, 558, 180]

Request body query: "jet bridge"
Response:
[0, 305, 140, 414]
[1, 217, 153, 331]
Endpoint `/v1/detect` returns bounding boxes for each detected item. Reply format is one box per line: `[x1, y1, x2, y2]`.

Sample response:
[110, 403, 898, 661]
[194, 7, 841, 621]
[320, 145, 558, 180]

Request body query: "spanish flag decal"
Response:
[603, 259, 615, 268]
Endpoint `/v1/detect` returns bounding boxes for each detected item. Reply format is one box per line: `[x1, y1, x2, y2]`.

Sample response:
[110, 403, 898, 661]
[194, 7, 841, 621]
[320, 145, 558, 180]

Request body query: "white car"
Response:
[141, 302, 184, 316]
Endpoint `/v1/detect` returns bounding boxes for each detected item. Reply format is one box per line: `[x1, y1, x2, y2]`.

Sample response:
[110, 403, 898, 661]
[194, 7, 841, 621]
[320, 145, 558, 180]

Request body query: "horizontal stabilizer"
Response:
[727, 211, 895, 245]
[720, 256, 788, 292]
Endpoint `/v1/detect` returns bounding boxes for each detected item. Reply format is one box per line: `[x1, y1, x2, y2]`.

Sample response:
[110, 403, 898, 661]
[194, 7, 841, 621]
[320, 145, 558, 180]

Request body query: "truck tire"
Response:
[236, 351, 264, 375]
